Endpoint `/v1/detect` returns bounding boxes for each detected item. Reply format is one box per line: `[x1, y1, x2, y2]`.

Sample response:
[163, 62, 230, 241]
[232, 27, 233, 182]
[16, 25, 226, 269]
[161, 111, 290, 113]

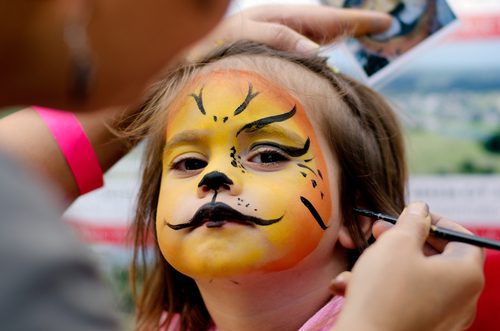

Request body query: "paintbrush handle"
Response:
[353, 208, 500, 251]
[430, 225, 500, 250]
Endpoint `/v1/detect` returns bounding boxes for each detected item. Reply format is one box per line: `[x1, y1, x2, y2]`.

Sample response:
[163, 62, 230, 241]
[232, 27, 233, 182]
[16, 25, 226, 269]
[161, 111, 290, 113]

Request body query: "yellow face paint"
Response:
[156, 70, 332, 278]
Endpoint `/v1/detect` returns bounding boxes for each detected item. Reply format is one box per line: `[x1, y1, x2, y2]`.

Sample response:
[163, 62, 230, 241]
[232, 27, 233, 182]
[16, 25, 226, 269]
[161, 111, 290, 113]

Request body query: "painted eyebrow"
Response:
[247, 125, 309, 152]
[164, 130, 209, 152]
[236, 105, 296, 137]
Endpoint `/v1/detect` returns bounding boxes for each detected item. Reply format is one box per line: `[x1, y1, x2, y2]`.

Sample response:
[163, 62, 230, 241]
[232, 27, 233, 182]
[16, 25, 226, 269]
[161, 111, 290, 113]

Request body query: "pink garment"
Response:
[160, 295, 344, 331]
[298, 295, 344, 331]
[162, 315, 216, 331]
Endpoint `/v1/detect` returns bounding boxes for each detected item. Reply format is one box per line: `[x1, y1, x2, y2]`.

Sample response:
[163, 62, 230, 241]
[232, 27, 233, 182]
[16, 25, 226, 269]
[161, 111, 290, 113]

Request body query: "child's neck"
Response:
[194, 249, 348, 331]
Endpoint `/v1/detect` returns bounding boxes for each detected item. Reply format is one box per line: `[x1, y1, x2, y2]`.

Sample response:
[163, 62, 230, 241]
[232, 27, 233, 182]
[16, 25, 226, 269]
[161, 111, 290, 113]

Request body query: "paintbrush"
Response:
[353, 208, 500, 251]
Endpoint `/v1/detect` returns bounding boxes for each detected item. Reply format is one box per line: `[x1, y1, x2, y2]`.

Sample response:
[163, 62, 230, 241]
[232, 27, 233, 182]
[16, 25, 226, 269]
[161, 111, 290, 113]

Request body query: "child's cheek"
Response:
[256, 167, 332, 271]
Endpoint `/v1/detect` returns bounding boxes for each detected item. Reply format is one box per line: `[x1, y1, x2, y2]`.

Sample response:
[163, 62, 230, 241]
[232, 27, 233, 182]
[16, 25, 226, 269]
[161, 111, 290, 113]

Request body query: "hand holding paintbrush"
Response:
[354, 207, 500, 250]
[333, 202, 484, 331]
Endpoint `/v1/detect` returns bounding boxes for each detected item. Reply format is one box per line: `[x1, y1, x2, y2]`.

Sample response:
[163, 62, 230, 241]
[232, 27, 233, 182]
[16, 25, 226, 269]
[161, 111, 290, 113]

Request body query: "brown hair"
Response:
[127, 41, 407, 331]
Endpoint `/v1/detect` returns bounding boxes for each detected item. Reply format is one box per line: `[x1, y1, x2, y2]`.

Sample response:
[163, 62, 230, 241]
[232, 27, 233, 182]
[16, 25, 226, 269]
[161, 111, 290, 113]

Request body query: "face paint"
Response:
[156, 70, 333, 278]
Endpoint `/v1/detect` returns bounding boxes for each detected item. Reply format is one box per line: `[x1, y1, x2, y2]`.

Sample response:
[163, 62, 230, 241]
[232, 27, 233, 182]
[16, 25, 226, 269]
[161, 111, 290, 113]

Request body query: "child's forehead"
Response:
[167, 68, 311, 130]
[194, 55, 342, 112]
[184, 69, 296, 102]
[167, 68, 304, 122]
[164, 56, 344, 137]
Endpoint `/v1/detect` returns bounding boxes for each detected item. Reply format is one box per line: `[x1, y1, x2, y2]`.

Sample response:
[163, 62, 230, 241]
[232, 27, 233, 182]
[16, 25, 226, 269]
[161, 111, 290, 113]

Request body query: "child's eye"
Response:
[171, 156, 207, 172]
[249, 150, 288, 164]
[247, 144, 290, 166]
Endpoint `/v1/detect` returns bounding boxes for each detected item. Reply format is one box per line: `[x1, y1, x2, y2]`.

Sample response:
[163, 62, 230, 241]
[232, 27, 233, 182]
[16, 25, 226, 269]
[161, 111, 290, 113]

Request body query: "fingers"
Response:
[372, 203, 438, 255]
[425, 217, 485, 298]
[185, 10, 322, 62]
[235, 21, 320, 54]
[330, 271, 352, 297]
[423, 213, 470, 252]
[426, 214, 485, 264]
[372, 202, 431, 243]
[372, 219, 392, 239]
[245, 5, 392, 41]
[188, 5, 392, 62]
[430, 241, 485, 305]
[373, 208, 484, 261]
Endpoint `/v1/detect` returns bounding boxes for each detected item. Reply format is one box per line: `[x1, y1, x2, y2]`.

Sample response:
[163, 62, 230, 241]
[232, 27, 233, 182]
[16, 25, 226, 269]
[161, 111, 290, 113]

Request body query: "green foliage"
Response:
[406, 130, 500, 174]
[483, 131, 500, 154]
[458, 160, 495, 174]
[103, 265, 142, 330]
[106, 265, 136, 313]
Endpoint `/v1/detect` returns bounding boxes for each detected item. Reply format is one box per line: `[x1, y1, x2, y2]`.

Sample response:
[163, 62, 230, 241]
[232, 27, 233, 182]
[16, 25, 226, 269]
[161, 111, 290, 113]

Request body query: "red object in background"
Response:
[69, 220, 130, 246]
[447, 15, 500, 41]
[466, 250, 500, 331]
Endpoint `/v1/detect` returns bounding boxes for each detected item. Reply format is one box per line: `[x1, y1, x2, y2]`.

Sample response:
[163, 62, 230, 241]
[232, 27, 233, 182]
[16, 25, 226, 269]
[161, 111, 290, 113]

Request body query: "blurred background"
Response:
[1, 0, 499, 328]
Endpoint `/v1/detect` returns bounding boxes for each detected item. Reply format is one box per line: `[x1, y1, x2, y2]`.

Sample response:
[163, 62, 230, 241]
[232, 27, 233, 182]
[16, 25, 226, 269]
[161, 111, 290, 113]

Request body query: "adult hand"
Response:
[333, 202, 484, 331]
[186, 5, 392, 61]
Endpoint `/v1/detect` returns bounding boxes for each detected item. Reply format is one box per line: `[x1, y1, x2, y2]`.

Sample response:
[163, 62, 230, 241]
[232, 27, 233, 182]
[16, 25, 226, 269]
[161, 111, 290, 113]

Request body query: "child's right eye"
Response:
[171, 157, 207, 172]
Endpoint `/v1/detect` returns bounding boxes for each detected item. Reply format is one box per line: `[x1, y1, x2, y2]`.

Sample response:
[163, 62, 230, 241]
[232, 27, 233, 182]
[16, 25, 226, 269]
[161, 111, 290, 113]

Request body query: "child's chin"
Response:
[172, 247, 269, 279]
[177, 265, 258, 280]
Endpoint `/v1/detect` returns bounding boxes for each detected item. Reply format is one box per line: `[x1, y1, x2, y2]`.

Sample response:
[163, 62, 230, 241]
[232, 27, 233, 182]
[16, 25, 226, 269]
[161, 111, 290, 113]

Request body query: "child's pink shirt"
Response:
[161, 295, 344, 331]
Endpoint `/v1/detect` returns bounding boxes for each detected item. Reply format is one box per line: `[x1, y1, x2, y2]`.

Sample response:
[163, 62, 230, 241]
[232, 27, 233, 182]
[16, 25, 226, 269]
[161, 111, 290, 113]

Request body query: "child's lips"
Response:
[205, 219, 227, 228]
[204, 218, 254, 228]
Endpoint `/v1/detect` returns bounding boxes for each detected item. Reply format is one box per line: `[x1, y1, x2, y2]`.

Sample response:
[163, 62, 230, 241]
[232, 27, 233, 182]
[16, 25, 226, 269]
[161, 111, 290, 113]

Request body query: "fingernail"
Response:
[406, 201, 429, 217]
[330, 273, 346, 289]
[333, 273, 345, 283]
[370, 12, 393, 33]
[330, 275, 346, 296]
[296, 39, 320, 54]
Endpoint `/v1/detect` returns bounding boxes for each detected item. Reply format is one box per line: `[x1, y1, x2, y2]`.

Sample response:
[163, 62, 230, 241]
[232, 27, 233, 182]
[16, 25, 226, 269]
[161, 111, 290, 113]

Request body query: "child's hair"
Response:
[126, 40, 407, 331]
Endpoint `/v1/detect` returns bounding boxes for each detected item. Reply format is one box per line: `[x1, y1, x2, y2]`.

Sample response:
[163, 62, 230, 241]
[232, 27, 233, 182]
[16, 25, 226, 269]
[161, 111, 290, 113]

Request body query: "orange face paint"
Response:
[156, 70, 332, 278]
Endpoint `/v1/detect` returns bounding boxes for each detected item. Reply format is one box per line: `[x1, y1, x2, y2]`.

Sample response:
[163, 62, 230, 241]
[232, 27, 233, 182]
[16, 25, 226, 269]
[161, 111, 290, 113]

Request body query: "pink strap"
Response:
[33, 106, 103, 195]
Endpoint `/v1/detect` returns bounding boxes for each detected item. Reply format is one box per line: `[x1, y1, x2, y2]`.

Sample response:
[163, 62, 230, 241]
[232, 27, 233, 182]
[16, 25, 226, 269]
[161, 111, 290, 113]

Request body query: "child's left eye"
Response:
[249, 150, 288, 164]
[247, 145, 290, 166]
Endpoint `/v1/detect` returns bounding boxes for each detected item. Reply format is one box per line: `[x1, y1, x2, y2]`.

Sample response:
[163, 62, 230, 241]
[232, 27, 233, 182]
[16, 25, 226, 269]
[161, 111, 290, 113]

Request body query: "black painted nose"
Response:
[198, 171, 234, 192]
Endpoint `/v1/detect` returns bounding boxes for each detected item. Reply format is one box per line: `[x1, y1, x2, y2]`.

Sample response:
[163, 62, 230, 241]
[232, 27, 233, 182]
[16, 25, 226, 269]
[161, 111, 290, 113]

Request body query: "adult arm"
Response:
[0, 106, 131, 203]
[333, 202, 484, 331]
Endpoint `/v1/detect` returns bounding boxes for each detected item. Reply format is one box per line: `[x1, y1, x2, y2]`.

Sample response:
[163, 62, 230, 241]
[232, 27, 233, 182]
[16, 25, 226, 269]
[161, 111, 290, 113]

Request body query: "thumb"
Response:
[394, 201, 432, 247]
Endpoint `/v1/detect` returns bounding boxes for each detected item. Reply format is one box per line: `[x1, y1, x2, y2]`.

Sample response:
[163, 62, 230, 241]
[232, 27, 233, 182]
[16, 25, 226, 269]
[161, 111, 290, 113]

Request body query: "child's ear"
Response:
[338, 214, 373, 249]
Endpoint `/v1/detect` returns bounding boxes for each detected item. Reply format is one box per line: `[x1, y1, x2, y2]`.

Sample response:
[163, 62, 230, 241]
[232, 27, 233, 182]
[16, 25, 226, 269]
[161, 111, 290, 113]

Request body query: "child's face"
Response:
[156, 69, 338, 278]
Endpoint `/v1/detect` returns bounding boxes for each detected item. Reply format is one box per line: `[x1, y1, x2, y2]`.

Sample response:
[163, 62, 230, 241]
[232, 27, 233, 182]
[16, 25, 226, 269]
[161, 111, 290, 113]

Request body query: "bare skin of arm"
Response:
[0, 107, 130, 203]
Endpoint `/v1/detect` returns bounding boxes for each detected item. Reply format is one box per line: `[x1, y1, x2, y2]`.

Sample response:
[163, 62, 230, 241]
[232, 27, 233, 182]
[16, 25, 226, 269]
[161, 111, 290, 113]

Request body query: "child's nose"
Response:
[198, 171, 232, 192]
[197, 170, 242, 198]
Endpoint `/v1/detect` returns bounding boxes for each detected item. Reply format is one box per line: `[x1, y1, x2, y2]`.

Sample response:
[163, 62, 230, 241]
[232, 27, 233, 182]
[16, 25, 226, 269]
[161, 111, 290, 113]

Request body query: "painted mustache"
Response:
[165, 202, 283, 230]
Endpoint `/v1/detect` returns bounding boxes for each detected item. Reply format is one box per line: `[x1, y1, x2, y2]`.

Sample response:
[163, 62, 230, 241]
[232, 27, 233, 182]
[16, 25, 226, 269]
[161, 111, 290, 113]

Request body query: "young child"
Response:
[128, 40, 407, 331]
